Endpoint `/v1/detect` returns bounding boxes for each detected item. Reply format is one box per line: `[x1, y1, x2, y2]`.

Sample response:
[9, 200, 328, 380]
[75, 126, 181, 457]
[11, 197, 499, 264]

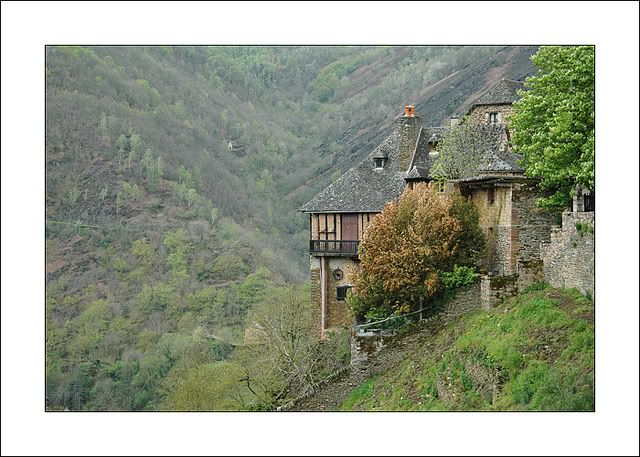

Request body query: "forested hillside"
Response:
[45, 45, 537, 410]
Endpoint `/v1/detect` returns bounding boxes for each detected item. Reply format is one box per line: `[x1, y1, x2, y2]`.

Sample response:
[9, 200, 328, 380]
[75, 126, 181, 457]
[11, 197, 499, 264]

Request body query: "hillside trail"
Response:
[289, 313, 454, 411]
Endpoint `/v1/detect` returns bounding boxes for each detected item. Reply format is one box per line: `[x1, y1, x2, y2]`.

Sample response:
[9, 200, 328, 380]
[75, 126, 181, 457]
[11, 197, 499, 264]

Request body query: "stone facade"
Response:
[466, 181, 560, 276]
[468, 103, 514, 125]
[541, 211, 595, 298]
[511, 183, 562, 267]
[398, 113, 422, 171]
[467, 185, 513, 274]
[310, 255, 359, 337]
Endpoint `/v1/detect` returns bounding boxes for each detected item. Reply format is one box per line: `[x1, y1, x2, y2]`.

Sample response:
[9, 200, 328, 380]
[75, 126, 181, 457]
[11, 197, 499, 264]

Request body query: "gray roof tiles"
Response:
[299, 80, 527, 214]
[472, 79, 524, 106]
[298, 129, 406, 213]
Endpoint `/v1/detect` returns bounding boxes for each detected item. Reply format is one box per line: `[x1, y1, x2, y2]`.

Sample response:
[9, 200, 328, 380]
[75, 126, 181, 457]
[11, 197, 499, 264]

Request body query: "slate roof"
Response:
[300, 104, 525, 214]
[404, 127, 449, 180]
[298, 128, 406, 213]
[474, 124, 523, 174]
[372, 148, 389, 159]
[472, 79, 524, 106]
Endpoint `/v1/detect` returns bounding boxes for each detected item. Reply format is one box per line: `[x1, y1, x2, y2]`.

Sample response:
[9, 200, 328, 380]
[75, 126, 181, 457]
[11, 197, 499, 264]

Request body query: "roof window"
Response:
[374, 158, 386, 169]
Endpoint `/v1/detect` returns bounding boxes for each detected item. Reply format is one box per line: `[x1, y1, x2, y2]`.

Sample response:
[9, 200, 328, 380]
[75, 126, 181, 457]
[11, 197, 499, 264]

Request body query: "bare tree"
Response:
[237, 286, 322, 407]
[432, 121, 507, 180]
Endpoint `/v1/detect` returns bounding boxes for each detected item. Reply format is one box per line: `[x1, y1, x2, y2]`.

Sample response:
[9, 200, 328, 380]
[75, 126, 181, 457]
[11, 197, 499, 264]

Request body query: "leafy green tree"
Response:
[156, 156, 165, 180]
[162, 361, 247, 411]
[212, 252, 249, 280]
[210, 207, 219, 229]
[136, 282, 178, 316]
[128, 130, 143, 170]
[163, 228, 192, 281]
[98, 112, 111, 145]
[141, 148, 163, 191]
[115, 134, 129, 170]
[510, 46, 595, 209]
[131, 238, 156, 271]
[177, 165, 194, 187]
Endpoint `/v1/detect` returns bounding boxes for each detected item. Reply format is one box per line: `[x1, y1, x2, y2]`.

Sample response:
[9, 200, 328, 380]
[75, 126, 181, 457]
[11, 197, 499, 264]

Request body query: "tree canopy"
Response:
[432, 121, 506, 180]
[510, 46, 595, 209]
[349, 184, 485, 321]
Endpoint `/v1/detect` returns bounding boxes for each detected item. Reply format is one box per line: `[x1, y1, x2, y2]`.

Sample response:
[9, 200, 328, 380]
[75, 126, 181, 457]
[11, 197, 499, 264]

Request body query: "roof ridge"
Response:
[406, 126, 424, 172]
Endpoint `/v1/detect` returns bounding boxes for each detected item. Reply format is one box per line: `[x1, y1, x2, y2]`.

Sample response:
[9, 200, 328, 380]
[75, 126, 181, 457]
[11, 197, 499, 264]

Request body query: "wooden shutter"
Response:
[341, 214, 358, 240]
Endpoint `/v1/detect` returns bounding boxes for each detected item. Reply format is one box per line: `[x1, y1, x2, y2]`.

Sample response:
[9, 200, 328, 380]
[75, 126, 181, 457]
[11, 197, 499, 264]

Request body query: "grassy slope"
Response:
[340, 286, 594, 411]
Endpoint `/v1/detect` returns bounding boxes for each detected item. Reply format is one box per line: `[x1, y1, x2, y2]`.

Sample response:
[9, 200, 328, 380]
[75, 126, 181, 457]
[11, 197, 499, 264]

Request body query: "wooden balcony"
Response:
[309, 239, 360, 256]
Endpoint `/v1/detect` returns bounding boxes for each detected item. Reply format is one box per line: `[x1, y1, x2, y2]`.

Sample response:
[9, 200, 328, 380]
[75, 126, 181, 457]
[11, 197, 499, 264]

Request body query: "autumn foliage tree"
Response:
[349, 184, 485, 320]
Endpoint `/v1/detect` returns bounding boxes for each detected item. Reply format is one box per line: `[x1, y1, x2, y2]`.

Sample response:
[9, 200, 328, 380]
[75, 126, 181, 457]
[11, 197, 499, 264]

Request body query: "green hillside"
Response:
[45, 45, 538, 410]
[338, 286, 594, 411]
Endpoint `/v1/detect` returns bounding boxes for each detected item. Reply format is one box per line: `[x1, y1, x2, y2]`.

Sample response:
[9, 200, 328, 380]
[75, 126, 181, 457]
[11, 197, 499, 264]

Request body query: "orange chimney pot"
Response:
[404, 105, 415, 117]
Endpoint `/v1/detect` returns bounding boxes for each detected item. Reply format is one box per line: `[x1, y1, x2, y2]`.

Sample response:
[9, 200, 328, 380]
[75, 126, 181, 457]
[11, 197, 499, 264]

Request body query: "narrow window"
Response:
[584, 193, 595, 212]
[487, 188, 495, 205]
[336, 285, 352, 301]
[488, 112, 499, 125]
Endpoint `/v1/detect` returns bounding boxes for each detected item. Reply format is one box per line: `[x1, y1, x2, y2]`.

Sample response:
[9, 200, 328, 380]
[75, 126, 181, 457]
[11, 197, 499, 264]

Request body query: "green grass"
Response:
[340, 286, 594, 411]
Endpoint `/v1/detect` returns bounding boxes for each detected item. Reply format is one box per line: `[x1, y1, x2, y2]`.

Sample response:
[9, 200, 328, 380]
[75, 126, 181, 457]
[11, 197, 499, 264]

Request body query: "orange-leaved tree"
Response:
[349, 183, 484, 321]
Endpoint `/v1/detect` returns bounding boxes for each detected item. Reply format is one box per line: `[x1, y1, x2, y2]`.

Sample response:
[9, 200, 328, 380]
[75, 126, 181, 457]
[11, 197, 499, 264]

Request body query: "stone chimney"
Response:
[398, 105, 422, 171]
[450, 116, 460, 127]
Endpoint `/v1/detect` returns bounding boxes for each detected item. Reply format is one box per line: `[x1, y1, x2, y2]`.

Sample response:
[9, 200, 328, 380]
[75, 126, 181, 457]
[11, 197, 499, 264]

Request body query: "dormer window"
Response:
[372, 149, 388, 169]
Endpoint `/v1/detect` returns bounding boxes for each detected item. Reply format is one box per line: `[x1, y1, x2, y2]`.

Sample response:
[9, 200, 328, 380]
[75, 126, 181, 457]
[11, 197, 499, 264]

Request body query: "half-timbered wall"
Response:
[310, 213, 378, 241]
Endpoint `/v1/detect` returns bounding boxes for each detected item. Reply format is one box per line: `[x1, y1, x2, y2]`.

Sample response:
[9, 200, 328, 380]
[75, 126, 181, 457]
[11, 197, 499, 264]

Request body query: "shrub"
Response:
[440, 265, 479, 291]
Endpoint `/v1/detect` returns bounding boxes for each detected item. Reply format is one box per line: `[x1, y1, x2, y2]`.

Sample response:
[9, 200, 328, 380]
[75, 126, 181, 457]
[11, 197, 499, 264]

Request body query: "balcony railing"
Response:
[309, 239, 360, 255]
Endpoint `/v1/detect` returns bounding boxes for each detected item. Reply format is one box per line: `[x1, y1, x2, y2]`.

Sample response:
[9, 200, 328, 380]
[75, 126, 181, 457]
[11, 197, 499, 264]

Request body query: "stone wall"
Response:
[516, 259, 545, 292]
[310, 255, 359, 337]
[511, 183, 562, 269]
[469, 186, 514, 274]
[435, 281, 483, 319]
[541, 211, 595, 298]
[351, 282, 483, 370]
[469, 182, 559, 277]
[326, 257, 359, 329]
[468, 104, 514, 125]
[350, 333, 396, 371]
[480, 274, 519, 309]
[309, 258, 322, 339]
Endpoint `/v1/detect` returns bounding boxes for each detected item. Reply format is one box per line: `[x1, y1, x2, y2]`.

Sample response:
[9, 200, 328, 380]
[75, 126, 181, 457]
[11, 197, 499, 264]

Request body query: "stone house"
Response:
[299, 79, 585, 337]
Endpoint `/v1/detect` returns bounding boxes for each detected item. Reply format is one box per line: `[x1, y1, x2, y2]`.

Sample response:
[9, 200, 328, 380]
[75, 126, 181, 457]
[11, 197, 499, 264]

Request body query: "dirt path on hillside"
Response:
[288, 314, 451, 412]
